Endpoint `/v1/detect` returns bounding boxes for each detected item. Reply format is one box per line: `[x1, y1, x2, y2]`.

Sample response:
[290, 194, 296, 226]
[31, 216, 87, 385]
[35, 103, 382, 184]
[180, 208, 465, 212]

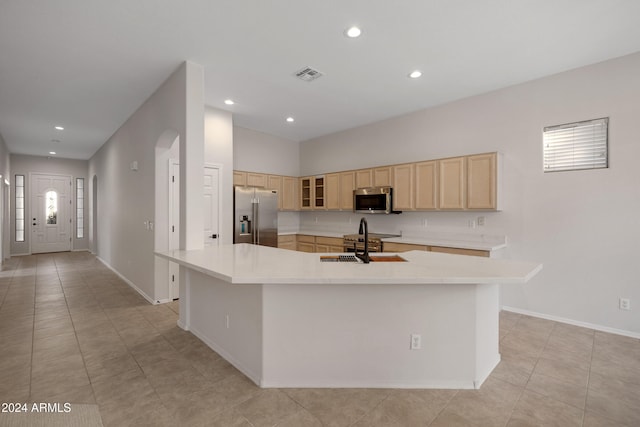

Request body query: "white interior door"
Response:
[169, 160, 180, 300]
[31, 173, 72, 253]
[203, 165, 220, 245]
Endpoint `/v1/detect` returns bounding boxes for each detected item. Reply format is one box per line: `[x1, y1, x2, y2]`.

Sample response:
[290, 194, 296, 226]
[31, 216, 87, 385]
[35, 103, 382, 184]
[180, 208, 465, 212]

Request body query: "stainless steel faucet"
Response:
[355, 217, 370, 264]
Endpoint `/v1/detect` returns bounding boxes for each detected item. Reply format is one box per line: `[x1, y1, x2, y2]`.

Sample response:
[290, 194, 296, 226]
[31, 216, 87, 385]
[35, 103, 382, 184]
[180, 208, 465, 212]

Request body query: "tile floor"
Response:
[0, 252, 638, 426]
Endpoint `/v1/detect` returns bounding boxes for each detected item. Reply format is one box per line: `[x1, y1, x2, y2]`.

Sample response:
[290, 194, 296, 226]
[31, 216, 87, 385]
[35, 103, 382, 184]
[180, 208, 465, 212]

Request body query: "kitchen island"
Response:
[156, 244, 541, 389]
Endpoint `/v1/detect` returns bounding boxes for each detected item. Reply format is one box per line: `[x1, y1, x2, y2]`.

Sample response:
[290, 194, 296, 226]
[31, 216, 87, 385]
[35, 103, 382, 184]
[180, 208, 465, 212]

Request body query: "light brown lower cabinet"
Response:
[315, 236, 343, 253]
[296, 234, 316, 252]
[278, 235, 296, 251]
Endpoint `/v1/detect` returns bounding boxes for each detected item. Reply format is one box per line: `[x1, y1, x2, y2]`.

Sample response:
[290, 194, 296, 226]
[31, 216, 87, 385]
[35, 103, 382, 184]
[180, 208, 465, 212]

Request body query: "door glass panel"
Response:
[46, 190, 58, 225]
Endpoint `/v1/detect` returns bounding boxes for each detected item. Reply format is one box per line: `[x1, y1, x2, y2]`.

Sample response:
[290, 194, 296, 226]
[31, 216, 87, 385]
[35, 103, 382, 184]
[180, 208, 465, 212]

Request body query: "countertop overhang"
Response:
[156, 244, 541, 285]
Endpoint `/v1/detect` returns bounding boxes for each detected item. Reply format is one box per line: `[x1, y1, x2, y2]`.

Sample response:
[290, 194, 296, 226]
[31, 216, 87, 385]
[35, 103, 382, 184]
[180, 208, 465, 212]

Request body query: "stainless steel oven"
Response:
[342, 233, 400, 253]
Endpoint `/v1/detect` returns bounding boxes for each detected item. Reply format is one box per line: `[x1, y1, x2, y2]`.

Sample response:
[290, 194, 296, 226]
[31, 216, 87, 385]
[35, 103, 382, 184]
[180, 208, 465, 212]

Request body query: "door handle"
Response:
[210, 234, 217, 239]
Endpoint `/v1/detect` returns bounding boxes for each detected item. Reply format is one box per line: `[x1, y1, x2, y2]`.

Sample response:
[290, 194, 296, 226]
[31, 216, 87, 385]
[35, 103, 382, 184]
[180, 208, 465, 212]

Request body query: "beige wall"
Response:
[88, 61, 205, 303]
[300, 52, 640, 335]
[233, 126, 300, 177]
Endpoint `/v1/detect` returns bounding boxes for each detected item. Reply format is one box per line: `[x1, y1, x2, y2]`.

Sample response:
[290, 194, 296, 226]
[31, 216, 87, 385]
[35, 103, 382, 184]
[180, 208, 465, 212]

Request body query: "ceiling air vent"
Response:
[294, 66, 324, 82]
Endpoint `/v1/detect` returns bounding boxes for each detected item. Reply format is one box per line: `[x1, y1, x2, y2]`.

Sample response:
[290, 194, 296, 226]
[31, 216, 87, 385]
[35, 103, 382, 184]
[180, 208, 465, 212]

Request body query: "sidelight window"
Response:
[76, 178, 84, 238]
[15, 175, 25, 242]
[543, 117, 608, 173]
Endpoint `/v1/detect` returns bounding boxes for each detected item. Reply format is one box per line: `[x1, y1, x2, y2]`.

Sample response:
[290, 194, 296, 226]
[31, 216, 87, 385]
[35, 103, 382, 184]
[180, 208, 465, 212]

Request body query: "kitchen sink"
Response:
[368, 255, 407, 262]
[320, 255, 360, 262]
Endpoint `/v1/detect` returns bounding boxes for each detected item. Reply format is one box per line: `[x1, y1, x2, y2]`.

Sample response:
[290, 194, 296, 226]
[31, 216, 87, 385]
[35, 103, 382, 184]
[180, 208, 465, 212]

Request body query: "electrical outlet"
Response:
[468, 220, 476, 228]
[477, 216, 485, 226]
[619, 298, 631, 311]
[422, 218, 428, 227]
[410, 334, 421, 350]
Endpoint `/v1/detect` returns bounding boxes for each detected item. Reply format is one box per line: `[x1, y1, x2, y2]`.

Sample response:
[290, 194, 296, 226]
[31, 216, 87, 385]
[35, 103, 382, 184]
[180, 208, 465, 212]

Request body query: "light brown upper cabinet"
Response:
[235, 151, 499, 213]
[281, 176, 298, 211]
[267, 175, 281, 191]
[247, 172, 267, 187]
[392, 163, 415, 210]
[467, 153, 497, 210]
[415, 160, 438, 210]
[314, 176, 325, 209]
[266, 175, 283, 209]
[373, 167, 392, 187]
[355, 169, 372, 188]
[233, 171, 247, 186]
[326, 172, 355, 211]
[299, 177, 313, 210]
[339, 171, 355, 211]
[438, 156, 466, 210]
[325, 173, 340, 210]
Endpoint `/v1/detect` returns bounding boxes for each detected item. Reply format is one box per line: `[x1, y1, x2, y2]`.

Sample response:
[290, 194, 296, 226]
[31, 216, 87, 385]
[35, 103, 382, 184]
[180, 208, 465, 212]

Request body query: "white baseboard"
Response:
[259, 379, 476, 390]
[96, 256, 159, 305]
[474, 354, 501, 390]
[502, 306, 640, 339]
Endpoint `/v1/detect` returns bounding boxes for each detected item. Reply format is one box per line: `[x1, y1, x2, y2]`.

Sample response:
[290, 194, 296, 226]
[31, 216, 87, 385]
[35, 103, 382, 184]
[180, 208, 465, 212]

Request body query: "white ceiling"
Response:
[2, 0, 640, 160]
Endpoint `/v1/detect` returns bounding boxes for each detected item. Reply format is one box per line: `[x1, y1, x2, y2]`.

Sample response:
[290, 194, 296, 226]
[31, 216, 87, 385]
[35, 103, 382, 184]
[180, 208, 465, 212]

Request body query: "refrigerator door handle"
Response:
[252, 200, 259, 245]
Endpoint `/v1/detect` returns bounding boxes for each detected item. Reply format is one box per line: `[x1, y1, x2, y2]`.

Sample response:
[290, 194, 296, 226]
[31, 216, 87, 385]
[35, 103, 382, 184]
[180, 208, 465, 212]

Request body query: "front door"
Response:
[31, 173, 72, 253]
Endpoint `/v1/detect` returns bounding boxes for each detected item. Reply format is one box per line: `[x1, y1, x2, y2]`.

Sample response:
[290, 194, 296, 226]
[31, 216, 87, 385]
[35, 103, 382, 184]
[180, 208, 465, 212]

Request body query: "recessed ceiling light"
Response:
[286, 117, 295, 123]
[408, 70, 423, 79]
[54, 126, 64, 130]
[224, 99, 235, 105]
[345, 26, 362, 38]
[49, 151, 56, 155]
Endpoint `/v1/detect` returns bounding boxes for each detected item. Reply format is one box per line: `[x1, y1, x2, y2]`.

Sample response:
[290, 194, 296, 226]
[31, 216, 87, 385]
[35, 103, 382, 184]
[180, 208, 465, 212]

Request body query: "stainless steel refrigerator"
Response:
[233, 186, 278, 247]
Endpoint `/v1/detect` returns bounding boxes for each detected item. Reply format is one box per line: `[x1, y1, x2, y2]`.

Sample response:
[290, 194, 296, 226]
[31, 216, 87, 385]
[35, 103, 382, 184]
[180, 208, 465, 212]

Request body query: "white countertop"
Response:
[156, 243, 541, 285]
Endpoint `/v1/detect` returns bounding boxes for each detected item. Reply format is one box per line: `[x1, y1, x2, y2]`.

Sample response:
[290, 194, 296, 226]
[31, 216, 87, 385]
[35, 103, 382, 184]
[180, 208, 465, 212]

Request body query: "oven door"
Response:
[343, 241, 380, 253]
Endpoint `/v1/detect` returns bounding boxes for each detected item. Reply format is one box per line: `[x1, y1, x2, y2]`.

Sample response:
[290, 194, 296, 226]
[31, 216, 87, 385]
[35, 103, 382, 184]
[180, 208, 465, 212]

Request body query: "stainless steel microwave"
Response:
[353, 186, 394, 214]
